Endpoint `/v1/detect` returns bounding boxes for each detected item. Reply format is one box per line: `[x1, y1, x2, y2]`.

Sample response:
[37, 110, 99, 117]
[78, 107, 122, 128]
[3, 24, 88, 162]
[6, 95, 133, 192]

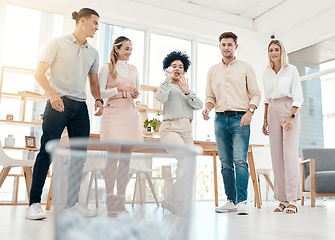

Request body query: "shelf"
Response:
[143, 131, 160, 137]
[140, 85, 158, 92]
[137, 106, 162, 113]
[3, 146, 39, 151]
[0, 92, 45, 102]
[0, 119, 42, 126]
[1, 65, 35, 74]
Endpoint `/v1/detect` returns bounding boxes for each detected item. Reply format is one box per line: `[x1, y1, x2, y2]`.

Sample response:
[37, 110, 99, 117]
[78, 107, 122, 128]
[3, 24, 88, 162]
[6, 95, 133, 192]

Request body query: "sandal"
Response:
[274, 201, 288, 212]
[285, 201, 298, 214]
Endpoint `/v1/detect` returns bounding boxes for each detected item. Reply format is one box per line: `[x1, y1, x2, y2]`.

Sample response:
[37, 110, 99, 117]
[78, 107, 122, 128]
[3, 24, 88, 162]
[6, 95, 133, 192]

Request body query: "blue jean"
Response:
[29, 96, 90, 206]
[214, 113, 250, 204]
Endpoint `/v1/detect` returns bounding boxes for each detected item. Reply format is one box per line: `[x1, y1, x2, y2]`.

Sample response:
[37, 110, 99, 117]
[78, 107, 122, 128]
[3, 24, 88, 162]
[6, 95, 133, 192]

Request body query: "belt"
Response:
[216, 111, 246, 116]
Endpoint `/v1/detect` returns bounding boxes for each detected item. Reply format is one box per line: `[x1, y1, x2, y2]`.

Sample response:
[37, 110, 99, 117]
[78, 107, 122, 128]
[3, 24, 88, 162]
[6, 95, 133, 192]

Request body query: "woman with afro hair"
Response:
[156, 50, 203, 214]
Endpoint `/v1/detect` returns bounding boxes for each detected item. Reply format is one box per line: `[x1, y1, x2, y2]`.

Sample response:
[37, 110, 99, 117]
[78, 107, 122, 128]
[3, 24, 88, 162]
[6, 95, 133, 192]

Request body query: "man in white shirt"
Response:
[202, 32, 261, 215]
[26, 8, 103, 220]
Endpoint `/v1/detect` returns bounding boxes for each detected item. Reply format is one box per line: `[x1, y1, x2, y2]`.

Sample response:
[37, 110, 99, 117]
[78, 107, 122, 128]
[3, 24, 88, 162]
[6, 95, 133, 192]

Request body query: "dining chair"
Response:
[252, 145, 274, 205]
[129, 156, 159, 207]
[0, 140, 34, 204]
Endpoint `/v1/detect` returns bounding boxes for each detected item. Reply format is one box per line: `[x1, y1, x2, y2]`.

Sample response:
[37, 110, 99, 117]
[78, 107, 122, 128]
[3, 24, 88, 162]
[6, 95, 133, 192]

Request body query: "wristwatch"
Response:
[248, 108, 255, 114]
[95, 98, 104, 105]
[289, 113, 295, 119]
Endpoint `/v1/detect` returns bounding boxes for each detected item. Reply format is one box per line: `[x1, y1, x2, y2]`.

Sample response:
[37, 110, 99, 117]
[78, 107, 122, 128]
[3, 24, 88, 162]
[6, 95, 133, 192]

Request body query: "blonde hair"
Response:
[267, 40, 289, 69]
[109, 36, 131, 79]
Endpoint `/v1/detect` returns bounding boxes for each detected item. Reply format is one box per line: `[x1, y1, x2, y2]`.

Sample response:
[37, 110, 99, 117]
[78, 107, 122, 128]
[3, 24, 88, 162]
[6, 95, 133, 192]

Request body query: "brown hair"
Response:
[267, 39, 289, 69]
[219, 32, 238, 44]
[109, 36, 131, 79]
[72, 8, 99, 25]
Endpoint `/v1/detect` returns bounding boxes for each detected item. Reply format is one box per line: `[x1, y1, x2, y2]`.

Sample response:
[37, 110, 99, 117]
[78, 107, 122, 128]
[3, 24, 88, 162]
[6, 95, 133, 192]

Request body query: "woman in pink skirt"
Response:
[262, 40, 303, 213]
[98, 36, 143, 217]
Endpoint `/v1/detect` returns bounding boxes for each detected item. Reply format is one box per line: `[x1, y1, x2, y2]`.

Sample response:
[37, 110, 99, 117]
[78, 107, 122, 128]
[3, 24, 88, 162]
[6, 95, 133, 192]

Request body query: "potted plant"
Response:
[143, 113, 162, 132]
[143, 118, 152, 132]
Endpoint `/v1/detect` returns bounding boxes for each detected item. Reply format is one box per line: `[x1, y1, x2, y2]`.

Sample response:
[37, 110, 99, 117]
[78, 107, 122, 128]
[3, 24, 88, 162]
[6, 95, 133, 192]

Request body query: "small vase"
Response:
[5, 134, 15, 147]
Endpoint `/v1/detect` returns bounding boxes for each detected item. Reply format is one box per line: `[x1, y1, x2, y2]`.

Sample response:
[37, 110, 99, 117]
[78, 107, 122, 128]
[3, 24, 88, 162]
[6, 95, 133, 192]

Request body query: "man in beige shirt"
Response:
[202, 32, 261, 215]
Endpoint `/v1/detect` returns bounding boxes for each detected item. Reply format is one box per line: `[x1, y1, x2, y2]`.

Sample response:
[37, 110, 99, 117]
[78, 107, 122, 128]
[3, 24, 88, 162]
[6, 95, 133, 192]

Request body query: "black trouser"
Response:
[29, 97, 90, 206]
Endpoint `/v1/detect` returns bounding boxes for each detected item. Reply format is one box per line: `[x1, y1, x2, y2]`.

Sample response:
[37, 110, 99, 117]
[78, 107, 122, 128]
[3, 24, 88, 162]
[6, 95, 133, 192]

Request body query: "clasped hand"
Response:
[117, 86, 139, 99]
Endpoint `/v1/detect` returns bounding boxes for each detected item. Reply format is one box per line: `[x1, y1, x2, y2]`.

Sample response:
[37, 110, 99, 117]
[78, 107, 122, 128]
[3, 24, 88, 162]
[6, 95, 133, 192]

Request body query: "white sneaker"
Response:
[26, 203, 47, 220]
[237, 201, 248, 215]
[67, 203, 97, 217]
[215, 200, 237, 213]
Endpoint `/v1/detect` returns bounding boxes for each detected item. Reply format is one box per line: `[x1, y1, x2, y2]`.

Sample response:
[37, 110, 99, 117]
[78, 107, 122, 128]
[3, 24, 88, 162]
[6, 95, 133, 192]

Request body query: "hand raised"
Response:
[165, 68, 174, 80]
[179, 74, 190, 95]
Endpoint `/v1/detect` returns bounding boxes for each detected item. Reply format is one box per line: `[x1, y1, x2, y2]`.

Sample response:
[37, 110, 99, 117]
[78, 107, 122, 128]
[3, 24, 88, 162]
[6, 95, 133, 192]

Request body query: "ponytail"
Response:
[109, 36, 131, 79]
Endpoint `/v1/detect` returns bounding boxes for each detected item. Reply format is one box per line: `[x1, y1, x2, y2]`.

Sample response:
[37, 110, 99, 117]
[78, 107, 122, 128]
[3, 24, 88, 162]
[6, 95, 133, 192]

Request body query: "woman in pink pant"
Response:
[99, 36, 143, 217]
[262, 40, 303, 213]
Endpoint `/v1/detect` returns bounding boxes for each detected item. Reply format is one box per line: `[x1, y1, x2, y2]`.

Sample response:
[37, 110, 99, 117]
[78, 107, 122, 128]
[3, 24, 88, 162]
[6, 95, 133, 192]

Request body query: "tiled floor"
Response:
[1, 199, 334, 240]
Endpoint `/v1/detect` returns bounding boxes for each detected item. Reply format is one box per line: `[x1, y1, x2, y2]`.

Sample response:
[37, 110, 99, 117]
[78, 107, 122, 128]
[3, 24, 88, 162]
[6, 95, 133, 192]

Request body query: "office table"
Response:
[86, 134, 263, 209]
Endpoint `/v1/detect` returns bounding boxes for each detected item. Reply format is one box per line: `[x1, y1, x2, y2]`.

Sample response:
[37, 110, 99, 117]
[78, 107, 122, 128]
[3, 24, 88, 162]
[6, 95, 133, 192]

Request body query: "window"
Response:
[96, 24, 145, 82]
[1, 5, 63, 69]
[194, 43, 223, 200]
[0, 4, 63, 203]
[320, 60, 335, 148]
[0, 4, 63, 147]
[148, 33, 191, 86]
[194, 42, 221, 141]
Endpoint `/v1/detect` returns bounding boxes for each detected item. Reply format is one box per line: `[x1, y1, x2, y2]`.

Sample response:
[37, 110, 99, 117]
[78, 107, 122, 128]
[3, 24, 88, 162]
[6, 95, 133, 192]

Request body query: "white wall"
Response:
[0, 0, 8, 67]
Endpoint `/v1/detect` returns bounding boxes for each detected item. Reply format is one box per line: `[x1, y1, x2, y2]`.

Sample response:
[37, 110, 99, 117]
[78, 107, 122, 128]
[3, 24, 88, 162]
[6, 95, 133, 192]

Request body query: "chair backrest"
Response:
[301, 148, 335, 179]
[0, 140, 12, 164]
[252, 145, 272, 173]
[83, 151, 106, 172]
[129, 153, 153, 172]
[0, 140, 34, 167]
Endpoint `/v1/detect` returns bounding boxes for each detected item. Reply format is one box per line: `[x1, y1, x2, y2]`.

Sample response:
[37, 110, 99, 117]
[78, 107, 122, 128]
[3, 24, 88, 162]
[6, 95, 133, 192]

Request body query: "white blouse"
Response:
[98, 60, 140, 99]
[263, 64, 304, 108]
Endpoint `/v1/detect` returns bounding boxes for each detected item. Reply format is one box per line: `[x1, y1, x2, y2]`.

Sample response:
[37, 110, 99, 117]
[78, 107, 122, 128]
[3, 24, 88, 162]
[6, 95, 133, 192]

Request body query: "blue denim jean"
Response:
[214, 113, 250, 204]
[29, 96, 90, 206]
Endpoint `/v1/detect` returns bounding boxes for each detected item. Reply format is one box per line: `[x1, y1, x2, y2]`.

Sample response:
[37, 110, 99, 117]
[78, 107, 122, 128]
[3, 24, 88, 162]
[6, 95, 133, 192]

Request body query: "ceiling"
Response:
[131, 0, 335, 67]
[288, 38, 335, 69]
[180, 0, 285, 19]
[131, 0, 335, 36]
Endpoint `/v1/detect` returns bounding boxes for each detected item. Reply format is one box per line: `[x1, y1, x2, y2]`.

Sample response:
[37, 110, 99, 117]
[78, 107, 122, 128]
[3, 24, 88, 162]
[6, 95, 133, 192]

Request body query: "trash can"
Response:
[46, 138, 197, 240]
